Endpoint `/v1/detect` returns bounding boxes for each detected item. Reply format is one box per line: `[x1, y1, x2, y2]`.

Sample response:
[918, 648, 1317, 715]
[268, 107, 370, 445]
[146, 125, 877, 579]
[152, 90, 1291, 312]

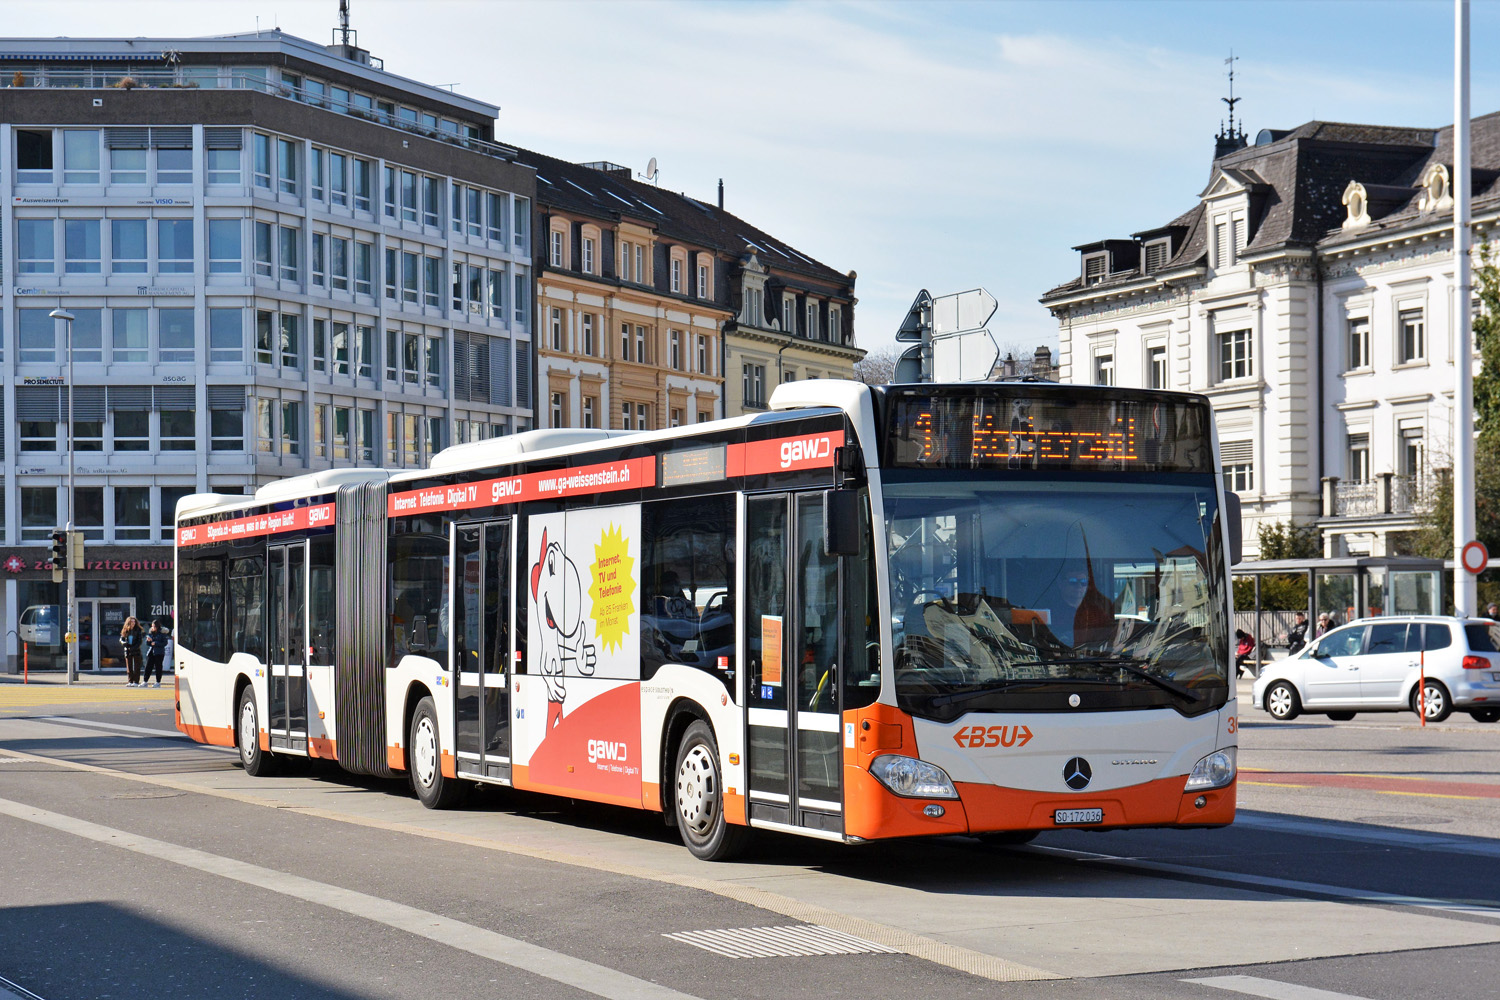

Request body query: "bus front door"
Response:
[745, 493, 843, 837]
[267, 541, 309, 753]
[454, 518, 513, 781]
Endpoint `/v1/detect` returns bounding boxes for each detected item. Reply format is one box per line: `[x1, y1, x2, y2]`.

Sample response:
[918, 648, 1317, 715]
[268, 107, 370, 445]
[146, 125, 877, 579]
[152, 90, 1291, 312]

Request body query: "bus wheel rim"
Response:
[239, 699, 257, 758]
[677, 744, 717, 836]
[414, 717, 437, 787]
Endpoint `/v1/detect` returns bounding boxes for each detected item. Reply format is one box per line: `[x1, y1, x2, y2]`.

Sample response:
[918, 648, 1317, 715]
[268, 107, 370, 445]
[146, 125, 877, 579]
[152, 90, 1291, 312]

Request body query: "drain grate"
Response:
[664, 924, 900, 959]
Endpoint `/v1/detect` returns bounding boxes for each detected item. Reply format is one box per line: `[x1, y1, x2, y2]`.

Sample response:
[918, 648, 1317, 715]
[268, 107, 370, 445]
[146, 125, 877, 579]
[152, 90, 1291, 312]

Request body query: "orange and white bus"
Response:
[173, 379, 1241, 859]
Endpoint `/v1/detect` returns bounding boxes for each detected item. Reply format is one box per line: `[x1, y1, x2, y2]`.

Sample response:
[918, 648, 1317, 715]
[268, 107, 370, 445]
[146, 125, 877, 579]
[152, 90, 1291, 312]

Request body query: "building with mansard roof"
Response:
[521, 148, 861, 429]
[1042, 114, 1500, 566]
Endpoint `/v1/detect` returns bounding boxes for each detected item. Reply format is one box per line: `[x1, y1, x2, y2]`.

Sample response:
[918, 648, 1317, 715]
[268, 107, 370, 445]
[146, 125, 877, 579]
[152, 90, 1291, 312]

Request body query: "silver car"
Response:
[1251, 616, 1500, 723]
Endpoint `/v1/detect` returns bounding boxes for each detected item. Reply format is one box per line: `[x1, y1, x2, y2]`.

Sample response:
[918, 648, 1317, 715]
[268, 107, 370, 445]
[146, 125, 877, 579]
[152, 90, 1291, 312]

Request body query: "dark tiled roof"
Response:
[509, 145, 850, 289]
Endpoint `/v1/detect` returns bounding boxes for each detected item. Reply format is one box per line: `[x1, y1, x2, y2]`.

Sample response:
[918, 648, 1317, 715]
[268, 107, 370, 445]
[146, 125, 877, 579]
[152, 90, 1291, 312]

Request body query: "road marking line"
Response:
[0, 795, 702, 1000]
[1031, 845, 1500, 921]
[1182, 974, 1373, 999]
[0, 739, 1062, 983]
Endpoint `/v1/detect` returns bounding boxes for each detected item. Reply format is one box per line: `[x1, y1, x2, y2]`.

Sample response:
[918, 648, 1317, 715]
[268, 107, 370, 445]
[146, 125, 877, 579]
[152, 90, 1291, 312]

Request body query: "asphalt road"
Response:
[0, 679, 1497, 1000]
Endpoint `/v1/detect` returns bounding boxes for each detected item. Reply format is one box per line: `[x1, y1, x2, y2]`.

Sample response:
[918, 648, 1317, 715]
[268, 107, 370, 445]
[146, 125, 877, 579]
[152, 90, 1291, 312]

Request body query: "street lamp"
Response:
[48, 307, 76, 685]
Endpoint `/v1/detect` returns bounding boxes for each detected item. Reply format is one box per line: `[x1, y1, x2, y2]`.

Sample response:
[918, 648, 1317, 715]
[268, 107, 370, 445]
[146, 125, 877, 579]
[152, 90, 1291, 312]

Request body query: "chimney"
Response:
[1033, 345, 1053, 378]
[717, 178, 724, 209]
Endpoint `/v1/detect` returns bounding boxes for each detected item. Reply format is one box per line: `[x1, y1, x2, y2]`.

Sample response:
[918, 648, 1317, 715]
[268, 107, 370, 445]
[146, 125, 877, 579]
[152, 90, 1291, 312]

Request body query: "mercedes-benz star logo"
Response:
[1063, 757, 1092, 790]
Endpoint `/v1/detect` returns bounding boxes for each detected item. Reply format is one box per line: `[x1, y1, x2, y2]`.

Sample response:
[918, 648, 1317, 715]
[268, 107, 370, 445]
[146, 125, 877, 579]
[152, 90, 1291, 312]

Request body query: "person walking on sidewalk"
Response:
[142, 620, 169, 688]
[120, 616, 144, 686]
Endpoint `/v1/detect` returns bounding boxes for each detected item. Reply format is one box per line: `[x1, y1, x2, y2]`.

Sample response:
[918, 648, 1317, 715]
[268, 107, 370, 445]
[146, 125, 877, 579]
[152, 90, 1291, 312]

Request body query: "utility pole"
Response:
[1454, 0, 1477, 616]
[50, 308, 77, 683]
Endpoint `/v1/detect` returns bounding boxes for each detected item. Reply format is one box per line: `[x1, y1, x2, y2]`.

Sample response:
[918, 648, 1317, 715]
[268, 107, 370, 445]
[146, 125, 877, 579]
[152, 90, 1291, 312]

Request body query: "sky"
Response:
[7, 0, 1500, 362]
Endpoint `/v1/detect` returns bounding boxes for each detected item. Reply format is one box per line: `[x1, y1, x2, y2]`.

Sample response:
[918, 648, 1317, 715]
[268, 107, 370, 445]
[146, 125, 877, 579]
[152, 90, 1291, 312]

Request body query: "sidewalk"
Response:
[0, 668, 175, 710]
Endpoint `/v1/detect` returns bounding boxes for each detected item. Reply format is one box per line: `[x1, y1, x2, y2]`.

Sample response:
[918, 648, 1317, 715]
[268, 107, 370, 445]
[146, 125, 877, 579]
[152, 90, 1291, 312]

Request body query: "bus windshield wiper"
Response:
[928, 676, 1118, 708]
[1011, 657, 1203, 703]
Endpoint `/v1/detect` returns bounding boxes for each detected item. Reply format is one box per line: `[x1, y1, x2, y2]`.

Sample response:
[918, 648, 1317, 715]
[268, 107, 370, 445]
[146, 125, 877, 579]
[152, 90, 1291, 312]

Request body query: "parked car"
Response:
[1251, 616, 1500, 723]
[18, 604, 61, 647]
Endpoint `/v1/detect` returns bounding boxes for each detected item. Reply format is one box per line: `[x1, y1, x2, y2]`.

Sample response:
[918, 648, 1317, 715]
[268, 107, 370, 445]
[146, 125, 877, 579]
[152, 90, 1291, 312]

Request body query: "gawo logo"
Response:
[1063, 756, 1092, 790]
[587, 739, 628, 764]
[779, 435, 833, 469]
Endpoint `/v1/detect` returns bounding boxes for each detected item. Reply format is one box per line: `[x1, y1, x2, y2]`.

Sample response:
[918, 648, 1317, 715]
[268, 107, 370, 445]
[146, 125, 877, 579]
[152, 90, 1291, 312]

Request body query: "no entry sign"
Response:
[1461, 540, 1489, 575]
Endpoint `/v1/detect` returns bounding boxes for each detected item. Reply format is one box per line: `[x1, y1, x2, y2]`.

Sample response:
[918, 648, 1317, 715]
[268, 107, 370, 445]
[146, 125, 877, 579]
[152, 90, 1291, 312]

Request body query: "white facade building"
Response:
[1043, 118, 1500, 562]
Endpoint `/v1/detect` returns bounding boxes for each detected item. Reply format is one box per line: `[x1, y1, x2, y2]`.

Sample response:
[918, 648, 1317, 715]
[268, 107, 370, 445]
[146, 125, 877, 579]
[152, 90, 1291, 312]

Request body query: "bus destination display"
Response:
[884, 391, 1212, 474]
[660, 443, 728, 487]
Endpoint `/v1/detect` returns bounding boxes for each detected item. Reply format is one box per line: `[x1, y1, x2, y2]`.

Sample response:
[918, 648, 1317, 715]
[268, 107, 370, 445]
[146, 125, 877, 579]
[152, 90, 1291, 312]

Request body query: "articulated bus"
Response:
[173, 379, 1241, 860]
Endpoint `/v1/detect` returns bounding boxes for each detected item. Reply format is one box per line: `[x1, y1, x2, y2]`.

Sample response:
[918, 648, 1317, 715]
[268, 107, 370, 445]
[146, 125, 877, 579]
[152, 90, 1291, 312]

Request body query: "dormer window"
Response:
[1418, 163, 1453, 214]
[1142, 238, 1171, 273]
[1341, 181, 1370, 230]
[1082, 252, 1108, 285]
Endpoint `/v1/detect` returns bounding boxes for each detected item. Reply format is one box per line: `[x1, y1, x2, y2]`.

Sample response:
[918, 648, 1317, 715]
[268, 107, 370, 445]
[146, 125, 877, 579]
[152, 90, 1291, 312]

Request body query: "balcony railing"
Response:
[1, 66, 516, 162]
[1327, 473, 1437, 518]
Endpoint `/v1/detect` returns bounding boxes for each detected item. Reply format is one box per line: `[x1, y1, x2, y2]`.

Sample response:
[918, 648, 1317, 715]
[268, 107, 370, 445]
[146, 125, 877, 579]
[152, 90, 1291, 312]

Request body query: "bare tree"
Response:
[853, 345, 902, 385]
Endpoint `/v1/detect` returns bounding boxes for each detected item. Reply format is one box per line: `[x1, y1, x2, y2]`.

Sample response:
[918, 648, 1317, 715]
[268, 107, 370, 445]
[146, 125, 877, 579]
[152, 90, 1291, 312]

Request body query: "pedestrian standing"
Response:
[1286, 611, 1309, 655]
[143, 620, 168, 688]
[1486, 602, 1499, 620]
[1315, 613, 1333, 638]
[120, 616, 144, 686]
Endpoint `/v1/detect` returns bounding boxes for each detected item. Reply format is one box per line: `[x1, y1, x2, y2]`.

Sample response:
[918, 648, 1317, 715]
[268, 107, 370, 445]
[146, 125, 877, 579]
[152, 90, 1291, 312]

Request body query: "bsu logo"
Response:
[953, 724, 1033, 749]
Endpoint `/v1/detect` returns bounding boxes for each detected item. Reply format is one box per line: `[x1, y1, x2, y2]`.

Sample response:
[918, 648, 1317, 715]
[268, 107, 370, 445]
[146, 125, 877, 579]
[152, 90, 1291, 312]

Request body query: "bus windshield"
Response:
[884, 476, 1229, 720]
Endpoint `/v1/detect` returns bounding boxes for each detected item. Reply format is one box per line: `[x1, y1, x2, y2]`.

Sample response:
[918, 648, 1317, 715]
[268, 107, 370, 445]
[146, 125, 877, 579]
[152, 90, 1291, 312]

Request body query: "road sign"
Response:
[895, 290, 932, 342]
[892, 344, 923, 383]
[931, 288, 996, 337]
[1461, 539, 1489, 574]
[931, 329, 1000, 383]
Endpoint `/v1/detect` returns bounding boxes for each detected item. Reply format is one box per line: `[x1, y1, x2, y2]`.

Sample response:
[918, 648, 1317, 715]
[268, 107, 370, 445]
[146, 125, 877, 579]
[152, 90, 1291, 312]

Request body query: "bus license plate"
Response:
[1054, 808, 1103, 825]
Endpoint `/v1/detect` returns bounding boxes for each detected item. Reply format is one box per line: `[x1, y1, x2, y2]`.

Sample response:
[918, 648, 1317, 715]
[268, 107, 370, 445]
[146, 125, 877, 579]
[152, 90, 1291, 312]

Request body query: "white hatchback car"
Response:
[1252, 616, 1500, 723]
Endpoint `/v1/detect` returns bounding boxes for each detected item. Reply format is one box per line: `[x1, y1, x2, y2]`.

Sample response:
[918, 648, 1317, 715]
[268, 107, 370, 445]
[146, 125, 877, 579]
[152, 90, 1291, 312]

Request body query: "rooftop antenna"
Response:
[638, 156, 659, 185]
[334, 0, 357, 50]
[1221, 50, 1242, 139]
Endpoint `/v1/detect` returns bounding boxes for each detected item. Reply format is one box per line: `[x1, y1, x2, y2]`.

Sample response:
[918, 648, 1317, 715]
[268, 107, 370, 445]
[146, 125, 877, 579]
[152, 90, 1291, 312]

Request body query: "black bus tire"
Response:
[237, 686, 280, 776]
[674, 720, 751, 861]
[408, 696, 463, 809]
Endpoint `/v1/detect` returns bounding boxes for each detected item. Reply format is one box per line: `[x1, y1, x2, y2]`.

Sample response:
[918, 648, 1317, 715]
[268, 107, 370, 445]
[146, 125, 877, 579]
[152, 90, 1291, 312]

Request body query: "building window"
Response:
[280, 314, 301, 369]
[426, 335, 442, 388]
[635, 244, 645, 284]
[328, 151, 347, 206]
[550, 229, 564, 268]
[743, 363, 766, 408]
[112, 146, 147, 186]
[1213, 221, 1229, 269]
[159, 308, 194, 363]
[697, 263, 708, 299]
[829, 307, 842, 343]
[278, 225, 300, 282]
[423, 256, 442, 307]
[309, 147, 325, 201]
[1094, 353, 1115, 386]
[208, 219, 242, 274]
[466, 187, 482, 239]
[333, 406, 352, 460]
[21, 488, 57, 539]
[422, 176, 441, 228]
[551, 391, 565, 428]
[1398, 308, 1425, 363]
[16, 129, 53, 184]
[400, 170, 418, 223]
[620, 322, 631, 360]
[582, 396, 597, 429]
[63, 219, 101, 273]
[488, 192, 506, 243]
[1347, 317, 1371, 370]
[671, 258, 683, 293]
[402, 251, 420, 304]
[112, 309, 148, 363]
[1148, 345, 1167, 389]
[254, 221, 273, 277]
[1143, 238, 1170, 272]
[158, 219, 194, 273]
[207, 146, 241, 186]
[68, 308, 101, 363]
[61, 130, 99, 185]
[354, 241, 373, 295]
[636, 403, 649, 431]
[1400, 426, 1425, 479]
[581, 313, 595, 356]
[582, 236, 595, 274]
[1218, 328, 1253, 381]
[550, 307, 564, 351]
[252, 133, 271, 188]
[1347, 432, 1371, 483]
[313, 402, 329, 458]
[1082, 252, 1107, 284]
[783, 296, 797, 335]
[806, 301, 818, 339]
[113, 410, 148, 451]
[330, 237, 350, 291]
[209, 308, 243, 362]
[635, 325, 648, 363]
[17, 218, 53, 273]
[312, 318, 328, 372]
[281, 401, 302, 457]
[310, 233, 326, 286]
[669, 329, 681, 370]
[1221, 440, 1254, 493]
[112, 218, 147, 273]
[18, 309, 55, 363]
[353, 158, 373, 213]
[276, 137, 299, 195]
[358, 408, 376, 462]
[161, 409, 195, 451]
[357, 324, 375, 379]
[697, 335, 709, 375]
[698, 411, 711, 423]
[332, 322, 351, 376]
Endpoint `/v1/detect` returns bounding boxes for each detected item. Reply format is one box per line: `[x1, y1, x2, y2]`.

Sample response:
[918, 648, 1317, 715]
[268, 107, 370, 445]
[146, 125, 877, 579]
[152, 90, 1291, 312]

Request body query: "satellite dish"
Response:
[642, 157, 658, 184]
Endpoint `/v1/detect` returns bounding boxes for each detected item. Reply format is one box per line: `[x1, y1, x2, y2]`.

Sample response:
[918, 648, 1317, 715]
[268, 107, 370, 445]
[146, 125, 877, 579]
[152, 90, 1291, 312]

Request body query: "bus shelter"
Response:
[1231, 556, 1445, 668]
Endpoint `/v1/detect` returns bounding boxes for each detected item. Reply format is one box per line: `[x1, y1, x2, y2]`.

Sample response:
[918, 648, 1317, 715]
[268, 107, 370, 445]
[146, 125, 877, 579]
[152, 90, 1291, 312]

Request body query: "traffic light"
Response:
[50, 529, 67, 583]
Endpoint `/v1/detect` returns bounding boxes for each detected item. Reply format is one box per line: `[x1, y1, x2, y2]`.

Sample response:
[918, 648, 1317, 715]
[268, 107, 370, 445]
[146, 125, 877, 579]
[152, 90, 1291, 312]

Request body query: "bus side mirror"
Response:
[824, 490, 862, 556]
[1224, 492, 1243, 566]
[410, 615, 429, 653]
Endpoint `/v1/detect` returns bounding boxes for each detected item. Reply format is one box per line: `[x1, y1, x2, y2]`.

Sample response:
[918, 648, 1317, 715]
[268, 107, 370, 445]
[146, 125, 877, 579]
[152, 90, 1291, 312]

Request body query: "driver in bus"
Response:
[1055, 560, 1114, 650]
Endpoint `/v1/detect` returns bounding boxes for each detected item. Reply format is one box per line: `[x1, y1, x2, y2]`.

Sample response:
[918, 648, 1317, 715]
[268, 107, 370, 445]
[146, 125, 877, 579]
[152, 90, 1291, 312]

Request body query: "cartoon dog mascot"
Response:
[530, 528, 597, 728]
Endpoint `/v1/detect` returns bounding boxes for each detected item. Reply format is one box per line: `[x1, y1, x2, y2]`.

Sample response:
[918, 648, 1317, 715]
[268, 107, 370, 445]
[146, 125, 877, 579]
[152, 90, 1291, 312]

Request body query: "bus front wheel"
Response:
[237, 686, 279, 777]
[408, 696, 463, 809]
[674, 720, 751, 862]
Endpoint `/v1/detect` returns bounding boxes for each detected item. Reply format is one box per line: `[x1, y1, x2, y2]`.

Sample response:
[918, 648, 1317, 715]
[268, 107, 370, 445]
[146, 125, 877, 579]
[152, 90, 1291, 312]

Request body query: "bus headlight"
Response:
[869, 755, 959, 799]
[1184, 748, 1236, 790]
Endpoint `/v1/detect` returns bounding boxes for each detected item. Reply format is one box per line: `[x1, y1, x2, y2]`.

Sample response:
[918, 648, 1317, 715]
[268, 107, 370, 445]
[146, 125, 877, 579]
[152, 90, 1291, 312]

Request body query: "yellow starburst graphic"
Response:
[589, 523, 635, 654]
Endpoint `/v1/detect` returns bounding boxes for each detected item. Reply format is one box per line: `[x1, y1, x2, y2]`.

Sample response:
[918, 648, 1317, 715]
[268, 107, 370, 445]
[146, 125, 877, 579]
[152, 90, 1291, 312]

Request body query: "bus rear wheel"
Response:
[674, 720, 751, 862]
[237, 686, 279, 777]
[408, 696, 463, 809]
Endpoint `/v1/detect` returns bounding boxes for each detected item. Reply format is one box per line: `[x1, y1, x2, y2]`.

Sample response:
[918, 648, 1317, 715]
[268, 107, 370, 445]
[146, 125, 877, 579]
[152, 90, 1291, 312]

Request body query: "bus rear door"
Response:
[268, 541, 309, 753]
[454, 518, 513, 781]
[744, 492, 843, 837]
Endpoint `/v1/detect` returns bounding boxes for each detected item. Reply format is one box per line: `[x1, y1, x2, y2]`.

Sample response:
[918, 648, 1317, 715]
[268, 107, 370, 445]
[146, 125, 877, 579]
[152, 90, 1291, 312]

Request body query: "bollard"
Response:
[23, 641, 27, 684]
